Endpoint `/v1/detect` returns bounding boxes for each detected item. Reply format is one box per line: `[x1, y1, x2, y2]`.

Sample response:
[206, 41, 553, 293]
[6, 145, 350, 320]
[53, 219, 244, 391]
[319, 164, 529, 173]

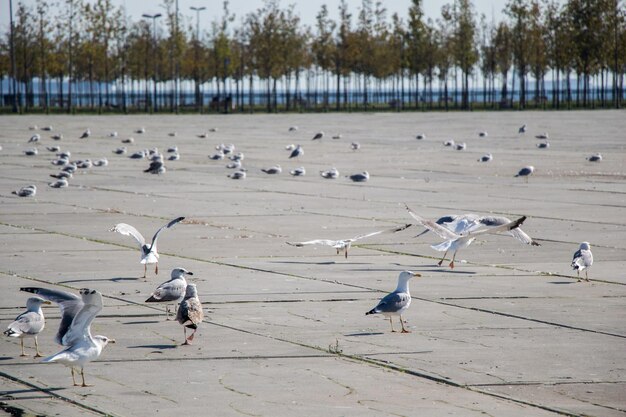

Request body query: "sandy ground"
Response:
[0, 111, 625, 417]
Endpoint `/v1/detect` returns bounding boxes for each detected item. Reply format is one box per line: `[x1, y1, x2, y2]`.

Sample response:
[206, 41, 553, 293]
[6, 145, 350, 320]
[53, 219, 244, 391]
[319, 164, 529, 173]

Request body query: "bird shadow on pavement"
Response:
[344, 332, 385, 337]
[548, 281, 577, 285]
[126, 344, 178, 350]
[57, 277, 139, 284]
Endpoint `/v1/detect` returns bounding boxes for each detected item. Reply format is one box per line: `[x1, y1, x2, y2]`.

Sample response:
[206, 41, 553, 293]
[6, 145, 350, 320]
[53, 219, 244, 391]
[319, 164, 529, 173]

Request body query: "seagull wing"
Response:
[372, 292, 410, 313]
[405, 205, 460, 240]
[111, 223, 146, 248]
[177, 297, 204, 326]
[478, 216, 539, 246]
[148, 216, 185, 252]
[470, 216, 527, 236]
[7, 311, 42, 336]
[20, 287, 83, 345]
[62, 289, 103, 346]
[286, 239, 340, 247]
[349, 224, 412, 242]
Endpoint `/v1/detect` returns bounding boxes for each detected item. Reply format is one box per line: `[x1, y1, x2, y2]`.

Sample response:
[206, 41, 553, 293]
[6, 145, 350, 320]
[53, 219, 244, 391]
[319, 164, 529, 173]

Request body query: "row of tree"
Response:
[1, 0, 625, 113]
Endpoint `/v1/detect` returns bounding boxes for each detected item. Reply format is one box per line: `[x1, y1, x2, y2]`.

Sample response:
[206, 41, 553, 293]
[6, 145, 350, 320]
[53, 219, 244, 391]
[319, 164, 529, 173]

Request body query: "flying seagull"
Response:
[366, 271, 420, 333]
[287, 224, 411, 259]
[413, 213, 540, 247]
[405, 204, 527, 268]
[176, 283, 204, 345]
[110, 216, 185, 278]
[4, 296, 50, 357]
[20, 287, 115, 387]
[572, 242, 593, 281]
[146, 267, 192, 318]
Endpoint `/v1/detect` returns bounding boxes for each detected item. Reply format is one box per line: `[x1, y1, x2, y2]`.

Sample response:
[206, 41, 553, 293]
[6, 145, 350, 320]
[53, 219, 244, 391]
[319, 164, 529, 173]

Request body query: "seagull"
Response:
[515, 166, 535, 182]
[79, 129, 91, 139]
[121, 137, 134, 144]
[413, 213, 540, 247]
[51, 134, 63, 141]
[167, 146, 178, 153]
[144, 160, 165, 174]
[20, 287, 115, 387]
[536, 142, 550, 149]
[347, 171, 370, 182]
[29, 125, 38, 130]
[351, 142, 361, 151]
[405, 204, 527, 268]
[4, 296, 50, 357]
[288, 126, 298, 132]
[228, 170, 246, 179]
[146, 267, 192, 318]
[535, 132, 549, 139]
[63, 163, 77, 174]
[261, 165, 282, 174]
[76, 159, 92, 169]
[51, 158, 68, 166]
[135, 127, 146, 134]
[93, 158, 108, 167]
[287, 224, 411, 259]
[28, 134, 41, 143]
[49, 179, 69, 188]
[572, 242, 593, 281]
[320, 167, 339, 179]
[221, 144, 235, 155]
[209, 151, 225, 160]
[416, 133, 426, 140]
[176, 283, 204, 345]
[478, 153, 493, 162]
[197, 132, 209, 138]
[229, 152, 244, 162]
[587, 153, 602, 162]
[226, 160, 242, 169]
[13, 185, 37, 197]
[42, 126, 53, 131]
[168, 132, 177, 137]
[332, 134, 342, 140]
[478, 131, 488, 137]
[285, 144, 296, 151]
[312, 131, 324, 140]
[209, 127, 218, 132]
[50, 171, 72, 180]
[455, 142, 467, 151]
[290, 167, 306, 176]
[46, 146, 61, 152]
[108, 131, 118, 137]
[289, 145, 303, 159]
[113, 147, 127, 155]
[24, 148, 38, 156]
[365, 271, 420, 333]
[110, 216, 185, 278]
[518, 124, 527, 134]
[443, 139, 455, 147]
[168, 153, 180, 161]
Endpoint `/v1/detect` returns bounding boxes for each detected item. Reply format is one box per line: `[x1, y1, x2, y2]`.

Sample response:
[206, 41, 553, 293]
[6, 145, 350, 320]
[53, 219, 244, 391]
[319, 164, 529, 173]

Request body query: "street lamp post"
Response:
[142, 13, 162, 112]
[9, 0, 19, 113]
[190, 6, 206, 112]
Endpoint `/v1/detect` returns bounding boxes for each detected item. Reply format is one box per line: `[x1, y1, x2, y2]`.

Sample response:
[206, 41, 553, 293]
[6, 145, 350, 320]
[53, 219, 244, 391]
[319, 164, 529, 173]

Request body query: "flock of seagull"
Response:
[4, 120, 596, 387]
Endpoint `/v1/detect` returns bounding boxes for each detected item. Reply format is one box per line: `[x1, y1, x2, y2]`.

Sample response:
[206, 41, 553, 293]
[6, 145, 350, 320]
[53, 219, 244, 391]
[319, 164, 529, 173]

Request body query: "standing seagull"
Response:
[176, 283, 204, 345]
[20, 287, 115, 387]
[515, 165, 535, 182]
[405, 205, 527, 269]
[110, 217, 185, 278]
[312, 131, 324, 140]
[572, 242, 593, 281]
[79, 129, 91, 139]
[366, 271, 421, 333]
[289, 144, 304, 159]
[518, 124, 527, 134]
[146, 267, 192, 318]
[287, 224, 411, 259]
[4, 296, 50, 357]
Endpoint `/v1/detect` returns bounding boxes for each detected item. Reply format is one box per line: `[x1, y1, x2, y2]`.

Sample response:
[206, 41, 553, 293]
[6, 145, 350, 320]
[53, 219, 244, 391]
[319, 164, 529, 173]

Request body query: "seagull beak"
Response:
[411, 272, 422, 277]
[109, 339, 116, 344]
[43, 301, 52, 305]
[186, 271, 194, 276]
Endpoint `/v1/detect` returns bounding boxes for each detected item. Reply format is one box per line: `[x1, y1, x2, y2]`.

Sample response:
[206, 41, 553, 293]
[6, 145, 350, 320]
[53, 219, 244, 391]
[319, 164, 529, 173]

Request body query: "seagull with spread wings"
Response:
[405, 205, 527, 268]
[20, 287, 115, 387]
[110, 217, 185, 278]
[287, 224, 411, 258]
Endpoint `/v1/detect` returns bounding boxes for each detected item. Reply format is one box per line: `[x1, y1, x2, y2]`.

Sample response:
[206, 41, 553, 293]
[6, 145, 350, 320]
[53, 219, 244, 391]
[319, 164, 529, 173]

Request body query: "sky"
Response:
[0, 0, 512, 34]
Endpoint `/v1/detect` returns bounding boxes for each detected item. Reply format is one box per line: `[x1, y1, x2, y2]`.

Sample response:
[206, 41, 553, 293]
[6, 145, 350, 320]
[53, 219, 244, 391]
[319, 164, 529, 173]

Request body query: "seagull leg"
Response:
[345, 247, 348, 259]
[585, 270, 589, 282]
[143, 264, 147, 279]
[165, 305, 171, 320]
[20, 339, 27, 357]
[449, 251, 458, 269]
[437, 250, 448, 266]
[80, 367, 93, 387]
[155, 263, 159, 275]
[400, 316, 411, 333]
[182, 328, 189, 345]
[389, 317, 396, 332]
[71, 368, 78, 386]
[188, 328, 197, 342]
[34, 336, 43, 358]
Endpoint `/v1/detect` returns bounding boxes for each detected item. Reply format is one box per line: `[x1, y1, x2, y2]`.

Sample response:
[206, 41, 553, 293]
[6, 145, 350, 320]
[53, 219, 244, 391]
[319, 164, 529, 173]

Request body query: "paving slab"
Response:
[0, 111, 625, 417]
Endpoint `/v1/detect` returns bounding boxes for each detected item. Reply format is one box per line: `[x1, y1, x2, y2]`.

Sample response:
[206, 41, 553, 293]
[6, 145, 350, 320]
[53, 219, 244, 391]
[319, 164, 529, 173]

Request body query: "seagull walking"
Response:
[515, 165, 535, 182]
[146, 268, 192, 318]
[4, 296, 50, 357]
[366, 271, 420, 333]
[176, 283, 204, 345]
[20, 287, 115, 387]
[110, 217, 185, 278]
[79, 129, 91, 139]
[572, 242, 593, 281]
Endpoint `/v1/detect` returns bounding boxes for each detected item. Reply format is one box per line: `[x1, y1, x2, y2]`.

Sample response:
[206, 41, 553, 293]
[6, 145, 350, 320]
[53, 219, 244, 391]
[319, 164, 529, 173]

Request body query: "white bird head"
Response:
[94, 335, 116, 347]
[172, 267, 194, 278]
[398, 270, 421, 282]
[26, 296, 51, 310]
[579, 242, 591, 250]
